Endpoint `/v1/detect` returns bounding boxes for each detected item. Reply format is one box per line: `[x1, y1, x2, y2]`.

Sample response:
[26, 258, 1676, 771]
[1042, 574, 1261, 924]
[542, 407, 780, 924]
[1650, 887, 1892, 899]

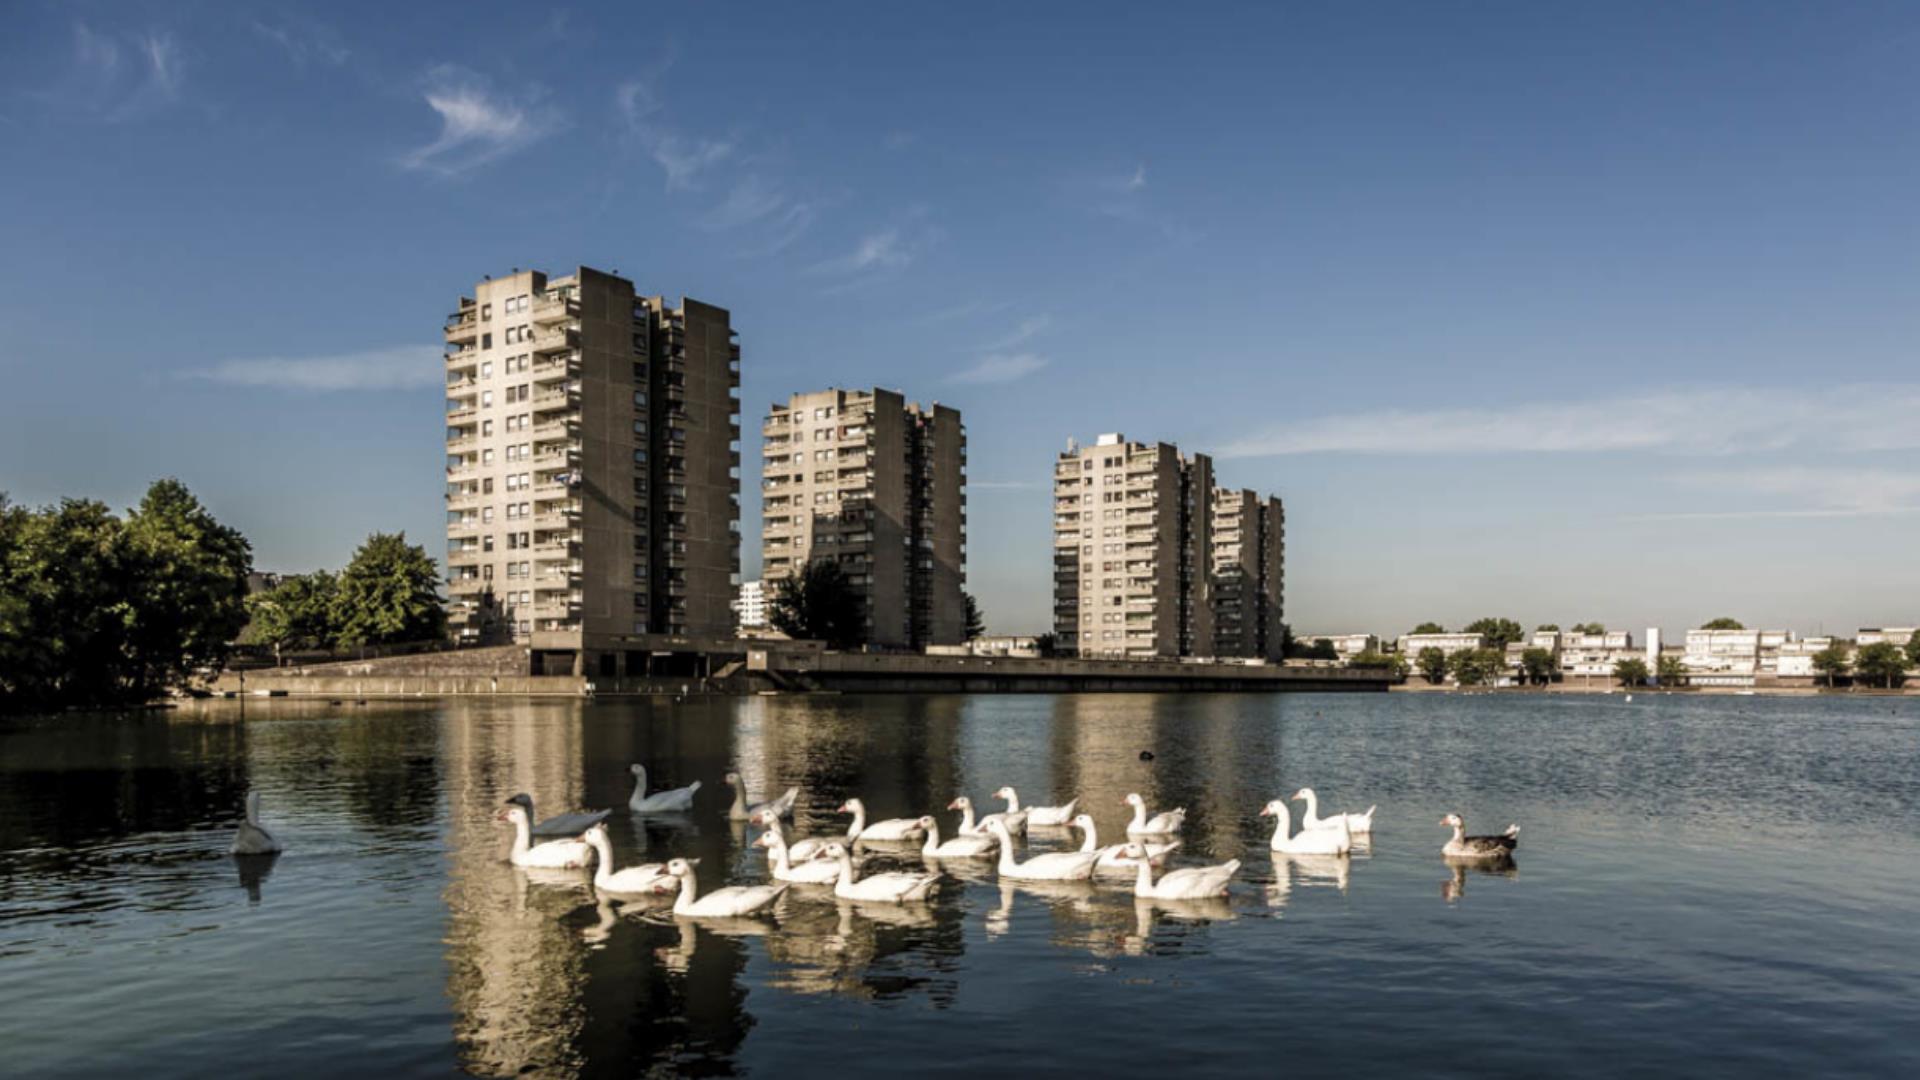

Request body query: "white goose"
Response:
[949, 795, 1026, 837]
[984, 818, 1100, 881]
[506, 793, 610, 839]
[1113, 842, 1240, 900]
[628, 764, 700, 813]
[840, 798, 927, 842]
[754, 829, 843, 884]
[996, 787, 1077, 828]
[752, 813, 838, 863]
[1071, 813, 1179, 876]
[824, 843, 941, 902]
[917, 815, 999, 860]
[1260, 798, 1351, 856]
[667, 858, 788, 917]
[1293, 788, 1375, 835]
[1123, 793, 1186, 836]
[499, 802, 593, 868]
[230, 791, 283, 856]
[581, 823, 677, 895]
[726, 772, 798, 822]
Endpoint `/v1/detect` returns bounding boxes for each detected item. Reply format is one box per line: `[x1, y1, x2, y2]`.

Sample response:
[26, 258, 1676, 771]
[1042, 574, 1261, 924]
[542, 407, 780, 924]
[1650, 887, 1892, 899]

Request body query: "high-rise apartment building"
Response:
[761, 388, 966, 649]
[1052, 434, 1214, 658]
[443, 267, 740, 674]
[1210, 488, 1286, 660]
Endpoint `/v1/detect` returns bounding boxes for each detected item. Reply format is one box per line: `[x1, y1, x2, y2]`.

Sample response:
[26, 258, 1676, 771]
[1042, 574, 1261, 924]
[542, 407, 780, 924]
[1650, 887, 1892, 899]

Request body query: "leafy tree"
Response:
[244, 571, 341, 662]
[1520, 647, 1556, 686]
[333, 532, 446, 647]
[1810, 644, 1850, 689]
[1451, 647, 1501, 687]
[1700, 617, 1744, 631]
[1656, 654, 1687, 686]
[1347, 649, 1401, 673]
[1416, 646, 1448, 685]
[1853, 642, 1908, 689]
[1031, 631, 1060, 658]
[118, 479, 252, 698]
[768, 559, 866, 649]
[1905, 633, 1920, 670]
[1614, 657, 1650, 687]
[0, 480, 252, 713]
[1465, 617, 1524, 651]
[1410, 622, 1445, 635]
[1290, 637, 1339, 661]
[962, 592, 986, 639]
[1570, 622, 1607, 635]
[1535, 623, 1560, 632]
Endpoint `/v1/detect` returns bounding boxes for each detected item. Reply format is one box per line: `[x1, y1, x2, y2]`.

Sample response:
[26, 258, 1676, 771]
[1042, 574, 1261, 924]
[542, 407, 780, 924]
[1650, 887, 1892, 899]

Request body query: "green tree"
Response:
[244, 571, 342, 662]
[1810, 644, 1850, 689]
[1520, 647, 1556, 685]
[1570, 622, 1607, 635]
[1700, 617, 1744, 630]
[1465, 617, 1525, 651]
[1300, 637, 1339, 661]
[119, 479, 252, 698]
[1416, 646, 1449, 685]
[1031, 631, 1060, 658]
[1410, 622, 1445, 635]
[962, 592, 986, 640]
[1853, 642, 1908, 689]
[1451, 647, 1501, 687]
[333, 532, 445, 647]
[1535, 623, 1560, 632]
[1614, 657, 1650, 687]
[1656, 654, 1687, 686]
[1905, 633, 1920, 670]
[768, 559, 866, 649]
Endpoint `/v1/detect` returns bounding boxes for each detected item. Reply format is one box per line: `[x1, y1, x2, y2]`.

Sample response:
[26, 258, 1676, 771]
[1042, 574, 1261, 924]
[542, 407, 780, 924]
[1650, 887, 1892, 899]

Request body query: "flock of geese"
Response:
[229, 765, 1521, 917]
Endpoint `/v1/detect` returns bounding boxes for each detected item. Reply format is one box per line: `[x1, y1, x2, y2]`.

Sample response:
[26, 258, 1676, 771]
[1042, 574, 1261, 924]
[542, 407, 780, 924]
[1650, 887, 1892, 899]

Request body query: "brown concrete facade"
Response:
[761, 388, 966, 649]
[1211, 488, 1286, 661]
[444, 267, 738, 671]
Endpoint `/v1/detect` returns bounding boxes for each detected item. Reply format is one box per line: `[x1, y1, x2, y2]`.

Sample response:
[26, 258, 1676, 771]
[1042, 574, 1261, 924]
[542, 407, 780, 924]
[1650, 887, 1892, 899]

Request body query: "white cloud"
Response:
[615, 80, 733, 190]
[183, 346, 443, 391]
[249, 18, 349, 67]
[1659, 467, 1920, 516]
[950, 353, 1048, 385]
[1219, 385, 1920, 458]
[978, 315, 1051, 351]
[1125, 163, 1147, 191]
[814, 228, 910, 275]
[401, 67, 559, 176]
[58, 24, 183, 120]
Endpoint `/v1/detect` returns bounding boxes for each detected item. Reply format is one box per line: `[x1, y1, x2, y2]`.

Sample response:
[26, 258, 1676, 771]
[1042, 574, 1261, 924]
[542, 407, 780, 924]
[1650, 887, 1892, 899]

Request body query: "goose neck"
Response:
[630, 769, 648, 800]
[995, 831, 1018, 872]
[846, 803, 866, 839]
[1134, 858, 1157, 897]
[1078, 821, 1098, 852]
[1129, 801, 1147, 830]
[1002, 791, 1021, 813]
[509, 814, 532, 857]
[921, 821, 941, 855]
[729, 784, 746, 816]
[588, 834, 613, 885]
[1269, 806, 1291, 846]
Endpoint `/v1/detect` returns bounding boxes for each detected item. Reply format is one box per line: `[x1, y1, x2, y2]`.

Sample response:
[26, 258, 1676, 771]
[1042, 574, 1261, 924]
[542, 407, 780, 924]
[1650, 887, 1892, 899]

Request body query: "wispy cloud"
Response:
[978, 315, 1052, 351]
[950, 352, 1048, 385]
[1650, 467, 1920, 519]
[55, 24, 183, 120]
[401, 66, 560, 177]
[815, 228, 912, 275]
[616, 80, 733, 190]
[699, 175, 816, 253]
[182, 346, 443, 392]
[1124, 163, 1148, 191]
[1081, 161, 1196, 243]
[1219, 385, 1920, 459]
[249, 17, 349, 67]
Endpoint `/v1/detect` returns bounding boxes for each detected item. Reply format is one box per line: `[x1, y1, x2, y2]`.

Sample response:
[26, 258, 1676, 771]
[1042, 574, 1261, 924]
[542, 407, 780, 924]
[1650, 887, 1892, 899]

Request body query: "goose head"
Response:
[1110, 842, 1150, 865]
[1070, 813, 1096, 834]
[915, 815, 938, 834]
[1290, 788, 1313, 802]
[1123, 793, 1146, 810]
[751, 832, 775, 850]
[496, 801, 531, 826]
[724, 771, 742, 788]
[992, 786, 1015, 801]
[1439, 813, 1464, 829]
[837, 798, 864, 815]
[983, 817, 1012, 839]
[629, 764, 648, 781]
[748, 809, 774, 827]
[666, 858, 695, 878]
[947, 796, 971, 811]
[582, 823, 609, 846]
[824, 843, 851, 860]
[1258, 799, 1286, 818]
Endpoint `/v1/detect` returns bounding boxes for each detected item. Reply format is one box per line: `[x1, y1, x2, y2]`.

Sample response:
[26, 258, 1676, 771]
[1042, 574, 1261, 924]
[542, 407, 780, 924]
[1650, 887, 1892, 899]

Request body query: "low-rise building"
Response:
[1560, 630, 1635, 678]
[1857, 627, 1917, 648]
[1396, 632, 1488, 662]
[1302, 633, 1379, 659]
[925, 635, 1045, 659]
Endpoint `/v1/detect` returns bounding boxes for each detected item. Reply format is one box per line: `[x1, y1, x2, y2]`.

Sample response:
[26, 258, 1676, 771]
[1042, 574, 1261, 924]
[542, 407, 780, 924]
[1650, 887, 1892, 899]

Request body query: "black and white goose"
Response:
[1439, 813, 1519, 858]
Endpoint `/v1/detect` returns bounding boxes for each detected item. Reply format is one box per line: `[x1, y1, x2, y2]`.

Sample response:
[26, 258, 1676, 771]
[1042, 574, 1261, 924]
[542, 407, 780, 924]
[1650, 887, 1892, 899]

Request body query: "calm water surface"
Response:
[3, 693, 1918, 1077]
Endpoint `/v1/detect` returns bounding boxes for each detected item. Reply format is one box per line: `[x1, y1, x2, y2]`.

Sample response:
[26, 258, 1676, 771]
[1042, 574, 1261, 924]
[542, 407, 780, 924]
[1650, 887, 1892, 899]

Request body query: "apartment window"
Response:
[481, 391, 493, 408]
[481, 333, 492, 349]
[634, 391, 648, 407]
[481, 420, 493, 437]
[633, 362, 646, 381]
[482, 507, 494, 523]
[633, 449, 648, 464]
[482, 565, 493, 580]
[634, 564, 646, 580]
[634, 592, 646, 611]
[633, 477, 648, 495]
[633, 534, 646, 552]
[481, 478, 494, 494]
[481, 303, 492, 320]
[481, 361, 493, 378]
[481, 449, 495, 465]
[483, 535, 495, 552]
[633, 420, 648, 437]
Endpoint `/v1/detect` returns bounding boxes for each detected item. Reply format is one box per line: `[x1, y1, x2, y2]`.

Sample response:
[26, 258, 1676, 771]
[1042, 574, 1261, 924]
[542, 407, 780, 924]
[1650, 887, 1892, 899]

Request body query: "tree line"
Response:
[2, 481, 447, 714]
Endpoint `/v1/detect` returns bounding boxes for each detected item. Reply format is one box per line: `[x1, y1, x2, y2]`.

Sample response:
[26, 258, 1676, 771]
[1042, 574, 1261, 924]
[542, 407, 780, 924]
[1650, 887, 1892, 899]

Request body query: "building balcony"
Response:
[532, 383, 579, 407]
[444, 316, 478, 343]
[446, 435, 476, 451]
[446, 490, 480, 511]
[530, 327, 578, 355]
[529, 294, 578, 324]
[531, 418, 577, 441]
[446, 462, 478, 480]
[531, 355, 577, 380]
[447, 406, 477, 424]
[448, 577, 487, 596]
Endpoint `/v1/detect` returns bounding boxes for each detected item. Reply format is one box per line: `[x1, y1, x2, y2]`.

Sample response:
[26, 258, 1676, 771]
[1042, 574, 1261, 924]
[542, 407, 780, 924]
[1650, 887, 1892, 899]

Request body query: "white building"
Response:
[1857, 627, 1917, 648]
[1396, 632, 1489, 671]
[1681, 627, 1822, 685]
[1303, 633, 1379, 659]
[1559, 630, 1636, 678]
[732, 580, 767, 631]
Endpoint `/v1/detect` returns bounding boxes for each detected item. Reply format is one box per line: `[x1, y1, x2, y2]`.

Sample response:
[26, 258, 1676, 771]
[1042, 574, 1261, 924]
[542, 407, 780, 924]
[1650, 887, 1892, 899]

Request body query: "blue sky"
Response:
[4, 1, 1919, 639]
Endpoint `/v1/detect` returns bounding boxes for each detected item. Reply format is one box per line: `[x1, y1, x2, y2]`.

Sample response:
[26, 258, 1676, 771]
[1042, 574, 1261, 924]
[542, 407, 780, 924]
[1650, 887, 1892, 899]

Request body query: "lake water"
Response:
[3, 692, 1918, 1077]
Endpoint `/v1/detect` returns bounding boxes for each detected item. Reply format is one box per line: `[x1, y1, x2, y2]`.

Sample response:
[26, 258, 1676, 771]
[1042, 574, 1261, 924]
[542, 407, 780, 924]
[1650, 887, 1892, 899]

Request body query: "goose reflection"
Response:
[1118, 895, 1236, 956]
[1264, 852, 1352, 908]
[1441, 853, 1518, 903]
[232, 851, 279, 904]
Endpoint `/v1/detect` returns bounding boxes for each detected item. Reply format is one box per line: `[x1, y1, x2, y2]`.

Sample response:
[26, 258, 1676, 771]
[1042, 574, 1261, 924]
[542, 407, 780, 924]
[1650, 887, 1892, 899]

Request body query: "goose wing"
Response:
[531, 808, 610, 837]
